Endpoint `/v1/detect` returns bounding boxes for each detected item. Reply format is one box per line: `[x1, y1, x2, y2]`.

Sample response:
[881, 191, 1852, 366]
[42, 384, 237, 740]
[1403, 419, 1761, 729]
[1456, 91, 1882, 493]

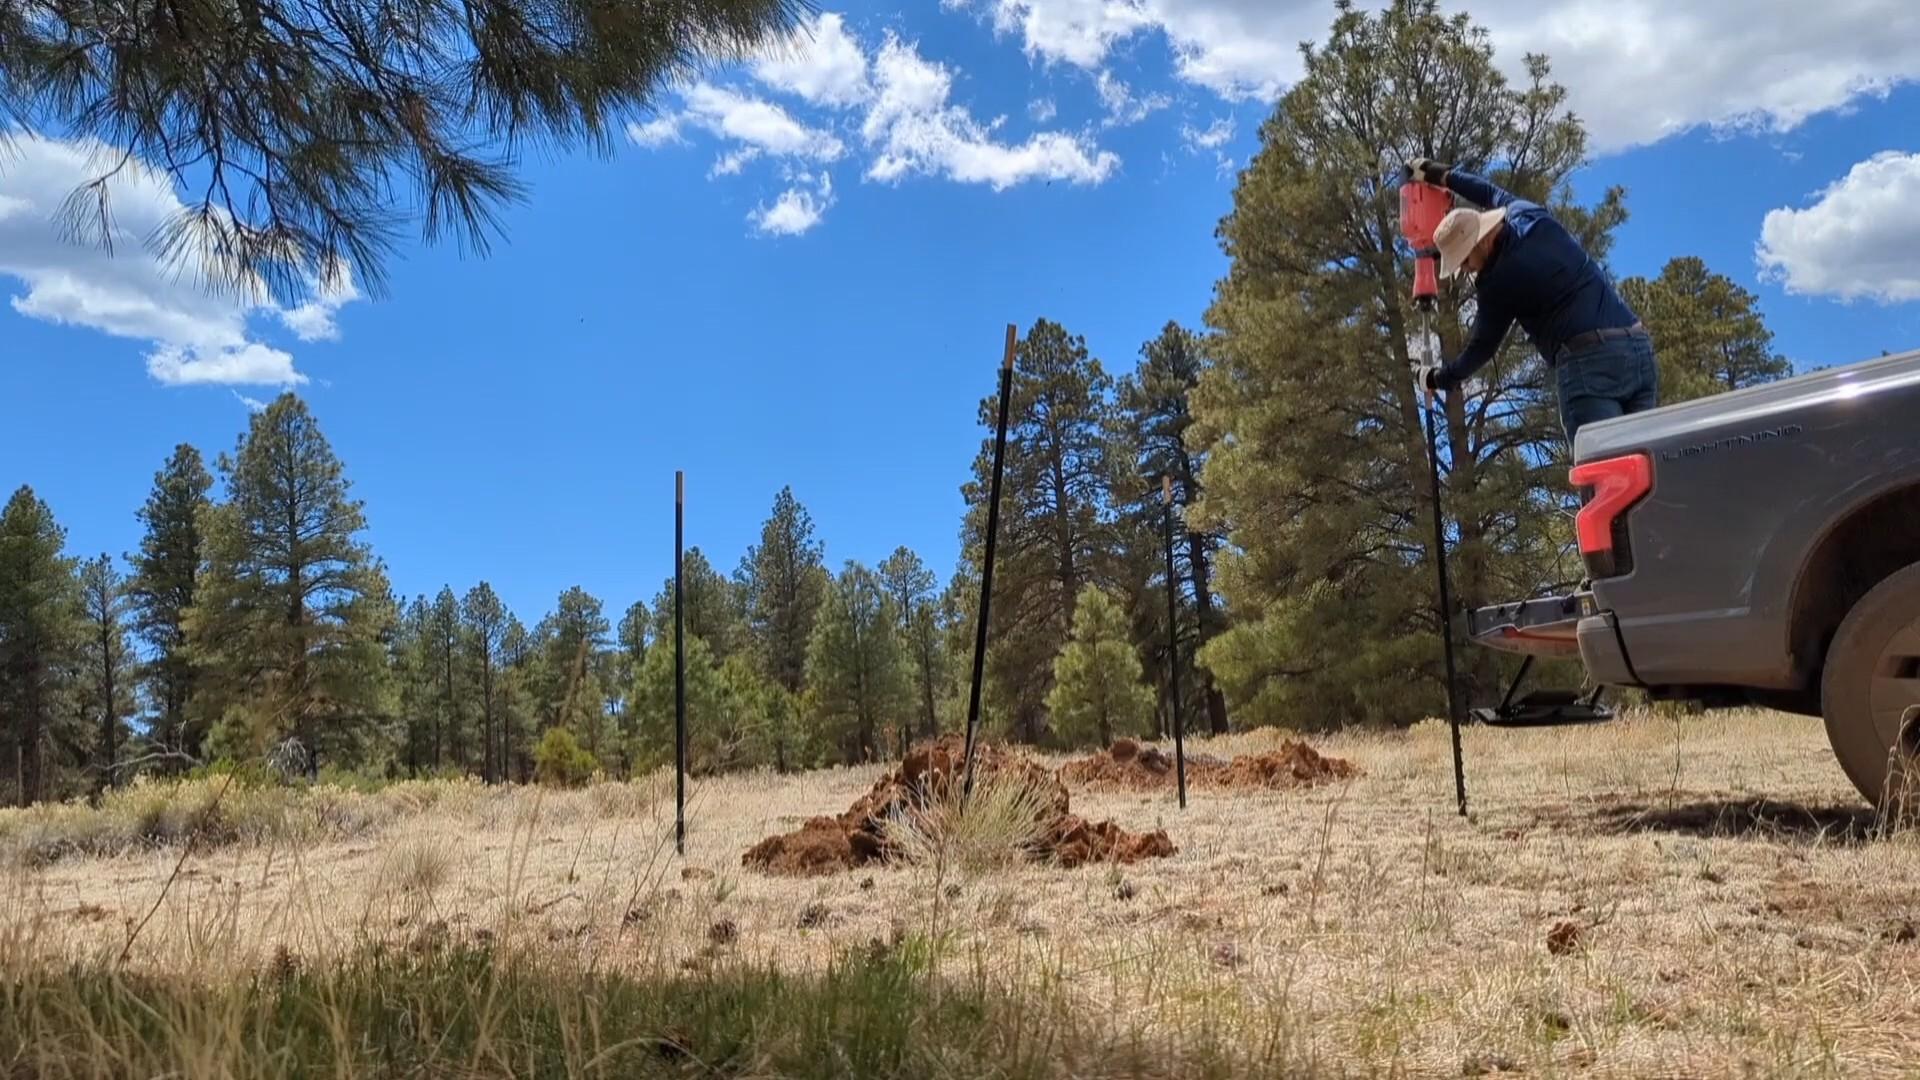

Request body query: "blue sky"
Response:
[4, 0, 1919, 627]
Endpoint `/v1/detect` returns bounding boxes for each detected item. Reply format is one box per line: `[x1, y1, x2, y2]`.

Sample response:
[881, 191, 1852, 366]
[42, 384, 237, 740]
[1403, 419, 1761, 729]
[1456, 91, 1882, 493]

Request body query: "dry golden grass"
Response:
[8, 708, 1920, 1076]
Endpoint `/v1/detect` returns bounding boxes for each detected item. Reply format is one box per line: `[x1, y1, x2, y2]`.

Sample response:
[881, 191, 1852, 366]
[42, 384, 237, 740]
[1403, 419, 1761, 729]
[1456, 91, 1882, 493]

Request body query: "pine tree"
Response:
[631, 635, 766, 775]
[877, 547, 941, 740]
[391, 596, 435, 776]
[462, 583, 510, 783]
[1191, 0, 1617, 727]
[499, 616, 534, 782]
[77, 555, 137, 792]
[1621, 257, 1792, 404]
[651, 548, 746, 662]
[1117, 322, 1229, 734]
[961, 317, 1117, 741]
[618, 601, 649, 672]
[427, 586, 467, 771]
[187, 394, 394, 771]
[127, 444, 212, 764]
[3, 0, 806, 303]
[804, 562, 912, 763]
[737, 488, 828, 701]
[0, 487, 81, 806]
[1045, 587, 1154, 749]
[535, 586, 611, 761]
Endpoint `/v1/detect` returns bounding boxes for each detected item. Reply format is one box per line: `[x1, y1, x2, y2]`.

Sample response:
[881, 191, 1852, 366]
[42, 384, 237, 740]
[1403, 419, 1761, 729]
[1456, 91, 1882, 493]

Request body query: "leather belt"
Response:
[1554, 322, 1647, 362]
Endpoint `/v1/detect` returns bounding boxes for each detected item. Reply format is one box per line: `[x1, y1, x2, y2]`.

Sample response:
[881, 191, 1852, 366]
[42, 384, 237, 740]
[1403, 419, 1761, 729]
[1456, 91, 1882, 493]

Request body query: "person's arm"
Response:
[1434, 293, 1515, 390]
[1440, 166, 1519, 210]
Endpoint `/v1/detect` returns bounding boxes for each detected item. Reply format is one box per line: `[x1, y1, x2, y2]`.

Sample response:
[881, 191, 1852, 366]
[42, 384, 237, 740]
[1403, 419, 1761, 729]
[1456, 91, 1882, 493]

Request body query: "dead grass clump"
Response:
[379, 837, 454, 896]
[742, 736, 1176, 877]
[879, 767, 1058, 876]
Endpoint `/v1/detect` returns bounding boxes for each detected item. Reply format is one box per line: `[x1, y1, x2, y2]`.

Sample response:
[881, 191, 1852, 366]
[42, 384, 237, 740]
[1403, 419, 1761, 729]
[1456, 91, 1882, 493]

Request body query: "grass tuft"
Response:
[878, 767, 1058, 877]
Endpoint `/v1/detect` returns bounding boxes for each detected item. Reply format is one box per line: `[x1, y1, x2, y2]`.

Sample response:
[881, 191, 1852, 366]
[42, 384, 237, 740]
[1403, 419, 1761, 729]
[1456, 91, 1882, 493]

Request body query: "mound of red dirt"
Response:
[1213, 739, 1359, 787]
[742, 736, 1176, 877]
[1058, 736, 1358, 792]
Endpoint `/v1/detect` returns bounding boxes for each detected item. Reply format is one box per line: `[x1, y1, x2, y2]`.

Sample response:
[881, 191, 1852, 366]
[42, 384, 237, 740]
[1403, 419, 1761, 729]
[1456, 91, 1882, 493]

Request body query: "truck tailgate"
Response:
[1466, 593, 1592, 659]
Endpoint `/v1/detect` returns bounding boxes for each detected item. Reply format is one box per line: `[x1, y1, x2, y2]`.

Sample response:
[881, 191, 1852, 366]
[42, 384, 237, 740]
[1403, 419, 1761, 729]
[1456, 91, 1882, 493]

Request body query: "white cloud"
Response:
[1181, 116, 1234, 151]
[683, 84, 845, 161]
[955, 0, 1920, 153]
[1029, 97, 1059, 122]
[754, 12, 873, 107]
[1176, 117, 1236, 176]
[628, 83, 844, 179]
[147, 343, 304, 386]
[862, 35, 1120, 189]
[0, 133, 347, 386]
[232, 390, 269, 412]
[968, 0, 1155, 68]
[1757, 151, 1920, 304]
[277, 262, 359, 342]
[1094, 71, 1171, 127]
[709, 147, 764, 178]
[626, 114, 684, 147]
[751, 173, 836, 236]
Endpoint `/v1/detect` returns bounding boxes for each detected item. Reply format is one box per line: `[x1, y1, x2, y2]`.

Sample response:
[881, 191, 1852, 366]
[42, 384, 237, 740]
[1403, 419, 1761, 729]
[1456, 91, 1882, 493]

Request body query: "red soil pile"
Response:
[742, 736, 1176, 877]
[1058, 736, 1358, 792]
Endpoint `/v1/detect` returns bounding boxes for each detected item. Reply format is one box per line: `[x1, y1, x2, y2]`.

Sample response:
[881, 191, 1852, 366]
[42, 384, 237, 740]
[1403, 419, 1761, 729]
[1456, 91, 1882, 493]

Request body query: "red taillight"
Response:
[1570, 453, 1652, 575]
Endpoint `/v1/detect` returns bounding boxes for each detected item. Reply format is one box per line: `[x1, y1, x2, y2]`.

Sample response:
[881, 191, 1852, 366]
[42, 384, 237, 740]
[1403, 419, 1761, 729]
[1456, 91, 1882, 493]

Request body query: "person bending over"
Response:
[1408, 158, 1658, 443]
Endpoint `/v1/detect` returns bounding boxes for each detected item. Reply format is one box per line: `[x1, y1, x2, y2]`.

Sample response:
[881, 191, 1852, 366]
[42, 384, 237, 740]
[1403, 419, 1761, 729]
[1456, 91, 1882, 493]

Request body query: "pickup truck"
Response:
[1467, 347, 1920, 808]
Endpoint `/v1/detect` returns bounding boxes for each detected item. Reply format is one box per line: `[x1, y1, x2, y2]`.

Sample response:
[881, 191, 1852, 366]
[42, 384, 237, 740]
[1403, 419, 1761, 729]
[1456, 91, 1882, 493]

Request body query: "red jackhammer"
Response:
[1399, 173, 1469, 818]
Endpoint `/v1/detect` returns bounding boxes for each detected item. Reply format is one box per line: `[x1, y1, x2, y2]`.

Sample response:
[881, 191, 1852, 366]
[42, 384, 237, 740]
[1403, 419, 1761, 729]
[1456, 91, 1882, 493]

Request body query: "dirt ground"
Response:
[9, 709, 1920, 1076]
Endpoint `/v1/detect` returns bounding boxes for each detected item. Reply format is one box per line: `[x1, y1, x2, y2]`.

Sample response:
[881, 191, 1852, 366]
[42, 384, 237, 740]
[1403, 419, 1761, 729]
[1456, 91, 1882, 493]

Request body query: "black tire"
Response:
[1821, 561, 1920, 808]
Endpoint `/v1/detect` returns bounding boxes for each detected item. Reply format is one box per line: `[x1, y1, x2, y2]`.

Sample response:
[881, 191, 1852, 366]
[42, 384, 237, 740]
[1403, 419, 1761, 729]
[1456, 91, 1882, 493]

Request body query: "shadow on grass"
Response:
[1593, 798, 1878, 843]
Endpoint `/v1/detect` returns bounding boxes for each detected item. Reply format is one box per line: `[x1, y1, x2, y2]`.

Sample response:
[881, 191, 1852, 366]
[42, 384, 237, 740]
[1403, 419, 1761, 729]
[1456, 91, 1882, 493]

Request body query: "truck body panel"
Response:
[1471, 348, 1920, 698]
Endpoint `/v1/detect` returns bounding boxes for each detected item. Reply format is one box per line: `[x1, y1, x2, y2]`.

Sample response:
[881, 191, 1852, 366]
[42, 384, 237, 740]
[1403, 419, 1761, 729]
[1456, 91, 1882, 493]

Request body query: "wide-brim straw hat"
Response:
[1436, 206, 1506, 278]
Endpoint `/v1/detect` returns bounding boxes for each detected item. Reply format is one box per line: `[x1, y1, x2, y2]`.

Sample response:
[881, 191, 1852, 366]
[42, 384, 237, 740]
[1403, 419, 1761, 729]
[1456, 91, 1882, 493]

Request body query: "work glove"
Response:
[1405, 157, 1450, 187]
[1412, 362, 1444, 401]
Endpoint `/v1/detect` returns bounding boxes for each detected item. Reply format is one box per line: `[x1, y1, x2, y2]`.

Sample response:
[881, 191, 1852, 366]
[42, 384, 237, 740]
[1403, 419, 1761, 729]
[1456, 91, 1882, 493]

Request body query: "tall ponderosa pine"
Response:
[1045, 586, 1154, 749]
[462, 583, 510, 783]
[1117, 322, 1229, 735]
[428, 586, 466, 770]
[651, 548, 746, 661]
[498, 615, 534, 782]
[128, 444, 212, 763]
[0, 487, 80, 805]
[737, 488, 827, 699]
[1621, 257, 1791, 404]
[0, 0, 808, 304]
[392, 596, 435, 776]
[877, 547, 941, 740]
[962, 318, 1116, 741]
[77, 555, 137, 792]
[804, 563, 912, 763]
[535, 587, 611, 760]
[1191, 0, 1619, 727]
[187, 394, 393, 770]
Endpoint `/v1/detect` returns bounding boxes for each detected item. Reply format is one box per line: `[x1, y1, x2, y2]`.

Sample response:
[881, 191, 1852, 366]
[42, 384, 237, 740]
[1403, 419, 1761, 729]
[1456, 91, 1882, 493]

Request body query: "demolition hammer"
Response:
[1399, 168, 1469, 818]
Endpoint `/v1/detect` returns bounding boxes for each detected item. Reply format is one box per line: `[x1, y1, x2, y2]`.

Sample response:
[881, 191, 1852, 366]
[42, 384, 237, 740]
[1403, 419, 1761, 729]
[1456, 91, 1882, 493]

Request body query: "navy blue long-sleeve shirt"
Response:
[1433, 169, 1640, 389]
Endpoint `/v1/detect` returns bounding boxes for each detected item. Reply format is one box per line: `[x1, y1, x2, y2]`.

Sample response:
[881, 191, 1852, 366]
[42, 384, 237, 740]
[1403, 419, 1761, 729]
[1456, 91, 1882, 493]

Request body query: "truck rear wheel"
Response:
[1822, 561, 1920, 809]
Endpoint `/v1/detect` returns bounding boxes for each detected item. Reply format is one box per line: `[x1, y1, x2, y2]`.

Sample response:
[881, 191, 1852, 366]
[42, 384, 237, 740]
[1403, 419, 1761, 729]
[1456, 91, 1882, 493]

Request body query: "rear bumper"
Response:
[1466, 592, 1642, 687]
[1576, 612, 1639, 687]
[1465, 594, 1588, 659]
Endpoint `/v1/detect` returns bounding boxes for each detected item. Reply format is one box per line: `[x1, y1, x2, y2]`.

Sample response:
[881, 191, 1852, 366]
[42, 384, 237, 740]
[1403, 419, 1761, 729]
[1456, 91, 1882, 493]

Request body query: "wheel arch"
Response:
[1786, 480, 1920, 702]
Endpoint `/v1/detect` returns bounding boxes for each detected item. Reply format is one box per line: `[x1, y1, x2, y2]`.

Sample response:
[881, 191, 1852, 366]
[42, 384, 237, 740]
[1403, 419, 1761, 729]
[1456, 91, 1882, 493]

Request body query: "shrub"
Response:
[532, 729, 598, 788]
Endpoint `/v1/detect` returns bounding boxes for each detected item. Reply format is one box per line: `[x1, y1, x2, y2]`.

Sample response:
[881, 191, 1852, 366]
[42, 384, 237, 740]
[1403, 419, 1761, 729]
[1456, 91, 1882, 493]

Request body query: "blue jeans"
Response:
[1555, 334, 1659, 443]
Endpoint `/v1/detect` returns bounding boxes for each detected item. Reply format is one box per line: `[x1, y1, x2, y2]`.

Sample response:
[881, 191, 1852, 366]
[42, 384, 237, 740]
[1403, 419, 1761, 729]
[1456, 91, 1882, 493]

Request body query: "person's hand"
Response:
[1412, 362, 1443, 401]
[1405, 158, 1450, 186]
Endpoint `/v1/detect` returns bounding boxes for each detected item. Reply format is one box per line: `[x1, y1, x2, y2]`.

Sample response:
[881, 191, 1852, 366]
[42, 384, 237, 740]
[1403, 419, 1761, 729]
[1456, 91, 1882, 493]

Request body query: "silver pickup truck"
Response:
[1468, 348, 1920, 807]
